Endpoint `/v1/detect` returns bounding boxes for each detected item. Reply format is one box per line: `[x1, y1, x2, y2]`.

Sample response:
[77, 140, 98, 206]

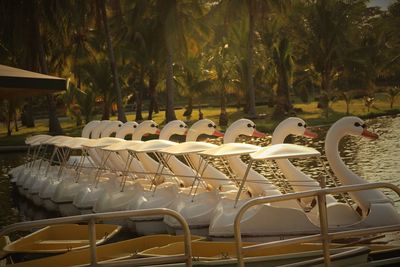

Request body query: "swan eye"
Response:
[133, 125, 137, 128]
[298, 122, 303, 127]
[208, 123, 213, 128]
[354, 122, 361, 127]
[247, 123, 255, 128]
[179, 124, 184, 128]
[151, 124, 157, 128]
[118, 124, 122, 127]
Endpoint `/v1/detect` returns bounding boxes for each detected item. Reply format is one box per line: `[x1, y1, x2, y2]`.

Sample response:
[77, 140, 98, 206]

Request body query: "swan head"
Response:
[187, 119, 224, 141]
[91, 120, 111, 138]
[99, 121, 123, 137]
[331, 116, 378, 140]
[81, 120, 101, 138]
[133, 120, 160, 140]
[224, 119, 266, 143]
[272, 117, 317, 144]
[115, 121, 139, 139]
[160, 120, 188, 139]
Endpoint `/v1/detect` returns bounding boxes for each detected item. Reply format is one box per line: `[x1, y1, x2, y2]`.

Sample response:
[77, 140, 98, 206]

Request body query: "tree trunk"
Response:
[46, 95, 63, 134]
[148, 69, 159, 120]
[24, 98, 35, 127]
[219, 85, 228, 126]
[135, 73, 144, 121]
[246, 0, 257, 119]
[183, 97, 193, 121]
[14, 109, 18, 132]
[102, 95, 110, 120]
[320, 69, 331, 118]
[198, 106, 203, 120]
[34, 1, 63, 135]
[165, 50, 177, 122]
[7, 101, 12, 136]
[98, 0, 127, 122]
[272, 59, 292, 120]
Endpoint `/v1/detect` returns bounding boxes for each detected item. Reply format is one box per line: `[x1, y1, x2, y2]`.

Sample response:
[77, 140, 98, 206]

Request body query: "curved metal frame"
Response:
[0, 208, 192, 267]
[234, 182, 400, 267]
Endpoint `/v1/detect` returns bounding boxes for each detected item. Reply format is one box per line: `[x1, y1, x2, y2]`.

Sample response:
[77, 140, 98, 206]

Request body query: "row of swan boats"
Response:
[2, 116, 400, 266]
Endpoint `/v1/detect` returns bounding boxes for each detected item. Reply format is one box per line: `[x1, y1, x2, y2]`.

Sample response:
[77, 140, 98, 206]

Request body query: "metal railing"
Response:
[0, 208, 192, 267]
[234, 182, 400, 267]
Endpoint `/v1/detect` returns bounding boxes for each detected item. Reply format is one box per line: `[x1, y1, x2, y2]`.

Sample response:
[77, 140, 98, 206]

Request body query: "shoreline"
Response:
[1, 109, 399, 153]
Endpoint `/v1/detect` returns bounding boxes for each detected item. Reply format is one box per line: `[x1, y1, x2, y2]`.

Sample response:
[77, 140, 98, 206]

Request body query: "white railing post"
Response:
[317, 190, 331, 267]
[88, 218, 98, 266]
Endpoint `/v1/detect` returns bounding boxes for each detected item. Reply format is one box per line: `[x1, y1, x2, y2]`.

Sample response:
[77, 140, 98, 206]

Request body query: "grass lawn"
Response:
[1, 94, 399, 146]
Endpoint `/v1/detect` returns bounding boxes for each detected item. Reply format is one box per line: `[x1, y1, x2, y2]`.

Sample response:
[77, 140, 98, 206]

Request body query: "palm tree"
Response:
[272, 38, 294, 119]
[245, 0, 257, 118]
[155, 0, 208, 122]
[0, 0, 65, 134]
[97, 0, 127, 122]
[297, 0, 366, 117]
[81, 59, 114, 120]
[207, 44, 237, 126]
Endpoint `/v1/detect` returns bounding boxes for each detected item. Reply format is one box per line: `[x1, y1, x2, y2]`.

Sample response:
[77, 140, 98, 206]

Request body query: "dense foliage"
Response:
[0, 0, 399, 134]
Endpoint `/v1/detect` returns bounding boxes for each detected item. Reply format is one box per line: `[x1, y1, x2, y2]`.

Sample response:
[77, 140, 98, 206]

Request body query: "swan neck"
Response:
[159, 131, 171, 140]
[271, 125, 288, 145]
[132, 129, 145, 140]
[186, 129, 198, 142]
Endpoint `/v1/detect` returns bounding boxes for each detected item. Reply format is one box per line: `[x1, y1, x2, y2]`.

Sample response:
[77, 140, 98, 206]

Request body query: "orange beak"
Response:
[304, 129, 318, 139]
[212, 130, 224, 137]
[155, 129, 161, 135]
[361, 128, 378, 140]
[252, 129, 266, 138]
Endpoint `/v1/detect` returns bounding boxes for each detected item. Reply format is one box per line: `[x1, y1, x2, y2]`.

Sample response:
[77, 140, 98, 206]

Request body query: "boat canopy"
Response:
[58, 137, 90, 149]
[82, 137, 122, 148]
[160, 141, 217, 155]
[199, 143, 261, 157]
[250, 143, 321, 161]
[103, 140, 143, 152]
[25, 134, 52, 145]
[128, 139, 177, 153]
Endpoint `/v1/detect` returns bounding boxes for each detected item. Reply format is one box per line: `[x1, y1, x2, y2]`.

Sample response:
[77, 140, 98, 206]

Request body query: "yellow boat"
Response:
[139, 241, 372, 266]
[3, 224, 121, 254]
[4, 234, 203, 267]
[139, 241, 400, 267]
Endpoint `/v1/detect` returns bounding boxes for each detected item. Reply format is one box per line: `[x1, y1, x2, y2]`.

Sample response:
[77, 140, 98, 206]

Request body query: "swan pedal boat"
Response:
[2, 224, 121, 254]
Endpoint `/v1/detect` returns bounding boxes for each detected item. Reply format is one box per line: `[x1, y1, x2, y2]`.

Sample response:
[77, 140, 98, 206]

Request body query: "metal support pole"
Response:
[88, 218, 98, 266]
[234, 159, 253, 208]
[317, 190, 331, 267]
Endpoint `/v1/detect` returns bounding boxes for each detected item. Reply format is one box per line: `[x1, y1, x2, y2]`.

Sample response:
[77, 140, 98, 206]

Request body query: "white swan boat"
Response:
[207, 116, 400, 240]
[164, 118, 304, 235]
[73, 120, 184, 215]
[38, 121, 124, 214]
[92, 119, 224, 217]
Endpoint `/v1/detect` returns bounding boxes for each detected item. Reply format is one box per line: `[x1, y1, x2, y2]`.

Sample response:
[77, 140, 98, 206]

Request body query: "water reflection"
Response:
[0, 115, 399, 228]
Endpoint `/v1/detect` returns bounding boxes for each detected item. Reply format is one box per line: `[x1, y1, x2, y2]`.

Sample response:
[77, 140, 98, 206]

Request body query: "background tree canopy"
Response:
[0, 0, 399, 133]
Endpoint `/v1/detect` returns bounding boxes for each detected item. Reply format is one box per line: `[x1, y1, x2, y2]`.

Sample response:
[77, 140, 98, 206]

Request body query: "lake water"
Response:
[1, 115, 399, 229]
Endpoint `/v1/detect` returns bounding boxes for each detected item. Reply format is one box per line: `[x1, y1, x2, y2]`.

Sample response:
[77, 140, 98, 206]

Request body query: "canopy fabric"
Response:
[0, 64, 68, 98]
